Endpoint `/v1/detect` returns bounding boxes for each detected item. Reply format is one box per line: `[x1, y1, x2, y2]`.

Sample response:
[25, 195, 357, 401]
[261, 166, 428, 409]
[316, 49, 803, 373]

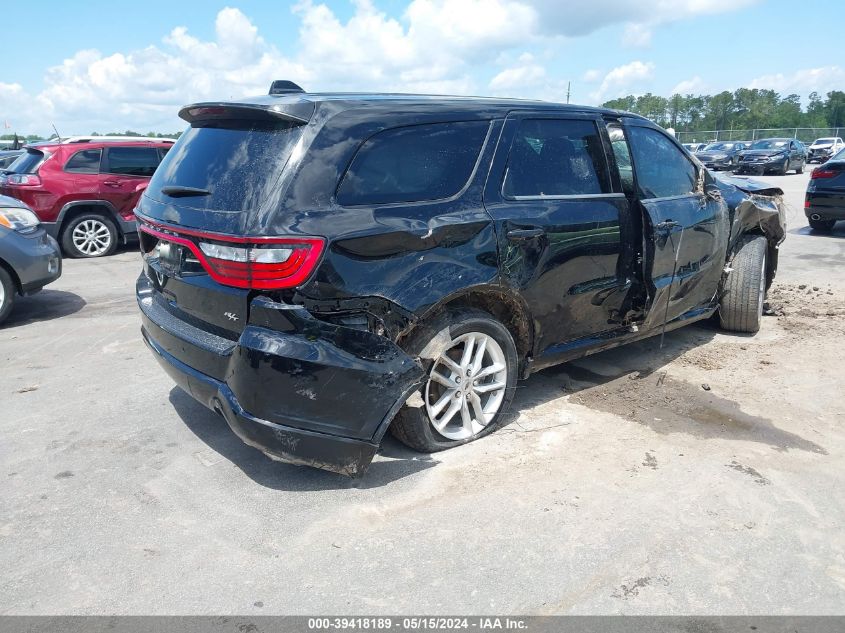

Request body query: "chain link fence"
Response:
[676, 128, 843, 143]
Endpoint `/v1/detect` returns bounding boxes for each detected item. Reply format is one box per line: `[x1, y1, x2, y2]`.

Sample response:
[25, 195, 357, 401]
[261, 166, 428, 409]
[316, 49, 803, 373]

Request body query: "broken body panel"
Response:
[136, 91, 786, 475]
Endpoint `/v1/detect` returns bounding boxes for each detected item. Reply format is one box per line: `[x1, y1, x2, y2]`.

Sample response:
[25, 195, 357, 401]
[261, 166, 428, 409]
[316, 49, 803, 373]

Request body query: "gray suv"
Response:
[0, 194, 62, 325]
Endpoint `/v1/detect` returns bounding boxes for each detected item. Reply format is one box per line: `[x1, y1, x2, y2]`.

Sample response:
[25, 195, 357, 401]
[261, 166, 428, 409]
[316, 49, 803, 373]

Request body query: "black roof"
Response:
[181, 91, 643, 124]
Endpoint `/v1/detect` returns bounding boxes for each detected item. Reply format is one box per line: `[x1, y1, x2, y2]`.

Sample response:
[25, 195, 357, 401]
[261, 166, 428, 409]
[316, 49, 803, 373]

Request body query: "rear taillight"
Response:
[7, 174, 41, 186]
[811, 169, 837, 179]
[139, 222, 324, 290]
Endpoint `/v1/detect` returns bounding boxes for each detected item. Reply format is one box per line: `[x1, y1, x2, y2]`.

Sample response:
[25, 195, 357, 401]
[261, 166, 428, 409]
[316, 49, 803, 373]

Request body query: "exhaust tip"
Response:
[810, 214, 822, 221]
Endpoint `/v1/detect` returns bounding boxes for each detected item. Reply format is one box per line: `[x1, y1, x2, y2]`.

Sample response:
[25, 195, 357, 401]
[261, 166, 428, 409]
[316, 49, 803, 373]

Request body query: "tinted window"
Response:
[65, 149, 102, 173]
[336, 121, 488, 206]
[628, 127, 696, 199]
[106, 147, 160, 176]
[9, 149, 47, 174]
[148, 120, 304, 212]
[502, 119, 610, 198]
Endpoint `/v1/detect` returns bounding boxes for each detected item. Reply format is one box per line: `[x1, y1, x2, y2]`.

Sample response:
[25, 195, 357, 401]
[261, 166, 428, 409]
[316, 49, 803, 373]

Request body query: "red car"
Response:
[0, 139, 172, 257]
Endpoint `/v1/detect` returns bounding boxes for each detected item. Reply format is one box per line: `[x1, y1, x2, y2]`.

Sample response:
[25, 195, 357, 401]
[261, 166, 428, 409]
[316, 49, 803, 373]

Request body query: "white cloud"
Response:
[747, 66, 845, 97]
[622, 23, 652, 47]
[671, 76, 706, 95]
[489, 53, 546, 91]
[524, 0, 761, 40]
[589, 61, 655, 103]
[582, 69, 602, 83]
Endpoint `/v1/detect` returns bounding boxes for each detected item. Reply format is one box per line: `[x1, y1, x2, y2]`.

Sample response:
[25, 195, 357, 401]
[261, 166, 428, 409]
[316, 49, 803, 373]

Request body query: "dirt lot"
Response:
[1, 172, 843, 614]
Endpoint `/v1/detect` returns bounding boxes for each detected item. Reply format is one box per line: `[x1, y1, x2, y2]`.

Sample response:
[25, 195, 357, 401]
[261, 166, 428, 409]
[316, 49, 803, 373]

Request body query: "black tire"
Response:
[719, 235, 768, 334]
[390, 308, 519, 453]
[0, 267, 15, 326]
[796, 161, 804, 174]
[61, 213, 118, 258]
[809, 218, 836, 232]
[778, 159, 789, 175]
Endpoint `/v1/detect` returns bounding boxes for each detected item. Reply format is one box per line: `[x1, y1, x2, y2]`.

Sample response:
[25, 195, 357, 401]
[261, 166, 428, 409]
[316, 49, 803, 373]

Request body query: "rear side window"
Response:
[65, 149, 102, 173]
[336, 121, 488, 206]
[627, 127, 697, 199]
[502, 119, 610, 198]
[106, 147, 160, 176]
[148, 120, 304, 212]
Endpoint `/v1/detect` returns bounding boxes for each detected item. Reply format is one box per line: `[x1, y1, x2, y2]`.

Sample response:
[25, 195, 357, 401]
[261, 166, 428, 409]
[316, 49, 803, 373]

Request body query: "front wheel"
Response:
[796, 161, 804, 174]
[719, 235, 768, 334]
[391, 309, 518, 453]
[61, 213, 118, 258]
[779, 159, 789, 175]
[0, 267, 15, 326]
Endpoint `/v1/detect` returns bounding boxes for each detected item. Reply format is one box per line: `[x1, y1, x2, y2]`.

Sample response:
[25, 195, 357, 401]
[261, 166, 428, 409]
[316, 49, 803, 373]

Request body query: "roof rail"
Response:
[269, 80, 305, 96]
[60, 135, 176, 144]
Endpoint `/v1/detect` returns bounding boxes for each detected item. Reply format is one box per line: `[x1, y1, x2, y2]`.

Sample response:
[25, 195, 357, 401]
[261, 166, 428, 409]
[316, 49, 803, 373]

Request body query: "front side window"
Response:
[65, 149, 101, 173]
[106, 147, 160, 177]
[502, 119, 610, 198]
[627, 126, 697, 199]
[336, 121, 488, 206]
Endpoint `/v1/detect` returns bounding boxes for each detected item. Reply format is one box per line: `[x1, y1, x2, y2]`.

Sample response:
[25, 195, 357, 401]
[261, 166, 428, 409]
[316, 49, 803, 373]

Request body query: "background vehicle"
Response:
[805, 147, 845, 232]
[136, 84, 787, 476]
[682, 142, 707, 153]
[0, 194, 62, 325]
[0, 139, 172, 257]
[807, 137, 845, 164]
[0, 149, 23, 169]
[695, 141, 748, 170]
[736, 138, 806, 175]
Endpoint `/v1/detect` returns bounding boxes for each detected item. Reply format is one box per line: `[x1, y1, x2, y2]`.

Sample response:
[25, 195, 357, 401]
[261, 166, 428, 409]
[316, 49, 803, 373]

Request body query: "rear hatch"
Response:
[137, 100, 318, 337]
[0, 148, 49, 189]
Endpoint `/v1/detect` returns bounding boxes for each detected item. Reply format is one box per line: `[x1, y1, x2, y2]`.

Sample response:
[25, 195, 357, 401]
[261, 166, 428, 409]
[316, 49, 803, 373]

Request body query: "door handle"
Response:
[506, 228, 545, 240]
[102, 180, 122, 187]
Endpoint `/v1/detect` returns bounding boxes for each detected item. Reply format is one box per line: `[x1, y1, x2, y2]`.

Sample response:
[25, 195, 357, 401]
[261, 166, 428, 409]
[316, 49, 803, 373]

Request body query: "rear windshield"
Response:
[147, 120, 304, 212]
[6, 149, 47, 174]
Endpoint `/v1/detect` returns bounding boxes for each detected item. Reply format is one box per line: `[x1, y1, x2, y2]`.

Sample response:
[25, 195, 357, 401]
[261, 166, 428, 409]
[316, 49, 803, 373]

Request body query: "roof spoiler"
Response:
[178, 101, 315, 126]
[269, 80, 305, 95]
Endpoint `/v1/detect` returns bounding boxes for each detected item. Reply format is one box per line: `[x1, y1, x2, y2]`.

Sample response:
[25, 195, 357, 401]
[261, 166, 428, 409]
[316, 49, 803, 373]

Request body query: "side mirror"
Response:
[134, 182, 149, 194]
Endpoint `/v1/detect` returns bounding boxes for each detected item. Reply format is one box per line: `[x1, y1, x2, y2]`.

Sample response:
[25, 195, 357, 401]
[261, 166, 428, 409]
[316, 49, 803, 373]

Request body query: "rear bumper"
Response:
[137, 274, 424, 476]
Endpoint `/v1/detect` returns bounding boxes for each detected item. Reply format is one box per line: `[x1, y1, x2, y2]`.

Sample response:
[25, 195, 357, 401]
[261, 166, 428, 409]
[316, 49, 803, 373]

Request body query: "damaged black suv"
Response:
[136, 82, 786, 476]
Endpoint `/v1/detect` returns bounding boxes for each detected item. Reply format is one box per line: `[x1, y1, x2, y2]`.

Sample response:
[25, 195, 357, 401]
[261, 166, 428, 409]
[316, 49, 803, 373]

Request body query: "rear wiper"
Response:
[161, 185, 212, 198]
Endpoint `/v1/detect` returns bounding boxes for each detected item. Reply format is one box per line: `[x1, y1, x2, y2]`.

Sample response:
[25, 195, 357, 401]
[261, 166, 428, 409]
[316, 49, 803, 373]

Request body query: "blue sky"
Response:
[1, 0, 841, 135]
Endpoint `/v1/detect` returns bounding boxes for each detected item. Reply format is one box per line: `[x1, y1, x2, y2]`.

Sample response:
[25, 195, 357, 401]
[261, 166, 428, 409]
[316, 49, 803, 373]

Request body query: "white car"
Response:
[807, 137, 845, 164]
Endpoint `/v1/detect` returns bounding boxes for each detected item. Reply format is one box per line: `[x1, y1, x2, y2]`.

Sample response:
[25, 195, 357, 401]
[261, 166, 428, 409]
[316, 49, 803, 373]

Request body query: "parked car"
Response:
[682, 142, 708, 153]
[136, 82, 787, 476]
[807, 137, 845, 164]
[695, 141, 749, 171]
[805, 147, 845, 232]
[0, 138, 173, 258]
[735, 138, 806, 175]
[0, 194, 62, 325]
[0, 149, 23, 170]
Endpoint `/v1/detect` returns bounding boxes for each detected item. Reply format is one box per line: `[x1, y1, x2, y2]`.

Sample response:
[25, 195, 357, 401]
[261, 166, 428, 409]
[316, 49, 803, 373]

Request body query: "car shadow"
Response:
[2, 289, 86, 328]
[166, 315, 821, 490]
[788, 224, 845, 239]
[168, 387, 438, 492]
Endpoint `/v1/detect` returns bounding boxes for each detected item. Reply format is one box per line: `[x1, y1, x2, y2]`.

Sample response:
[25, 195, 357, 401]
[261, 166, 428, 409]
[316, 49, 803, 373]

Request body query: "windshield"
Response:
[5, 149, 47, 174]
[812, 138, 835, 146]
[704, 143, 733, 151]
[751, 140, 788, 150]
[146, 120, 304, 212]
[832, 147, 845, 161]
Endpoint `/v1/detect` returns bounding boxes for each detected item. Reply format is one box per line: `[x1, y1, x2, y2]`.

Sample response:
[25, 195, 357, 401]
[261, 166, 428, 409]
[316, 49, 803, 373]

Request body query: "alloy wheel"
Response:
[424, 332, 508, 441]
[72, 219, 112, 256]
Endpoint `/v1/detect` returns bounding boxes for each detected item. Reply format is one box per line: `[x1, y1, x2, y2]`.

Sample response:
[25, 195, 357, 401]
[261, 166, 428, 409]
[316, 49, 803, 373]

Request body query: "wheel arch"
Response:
[400, 284, 535, 377]
[0, 256, 22, 293]
[57, 201, 123, 237]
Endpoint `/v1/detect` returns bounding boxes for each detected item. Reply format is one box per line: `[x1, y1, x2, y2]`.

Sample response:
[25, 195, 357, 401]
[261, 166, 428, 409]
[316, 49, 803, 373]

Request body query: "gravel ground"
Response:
[0, 171, 843, 614]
